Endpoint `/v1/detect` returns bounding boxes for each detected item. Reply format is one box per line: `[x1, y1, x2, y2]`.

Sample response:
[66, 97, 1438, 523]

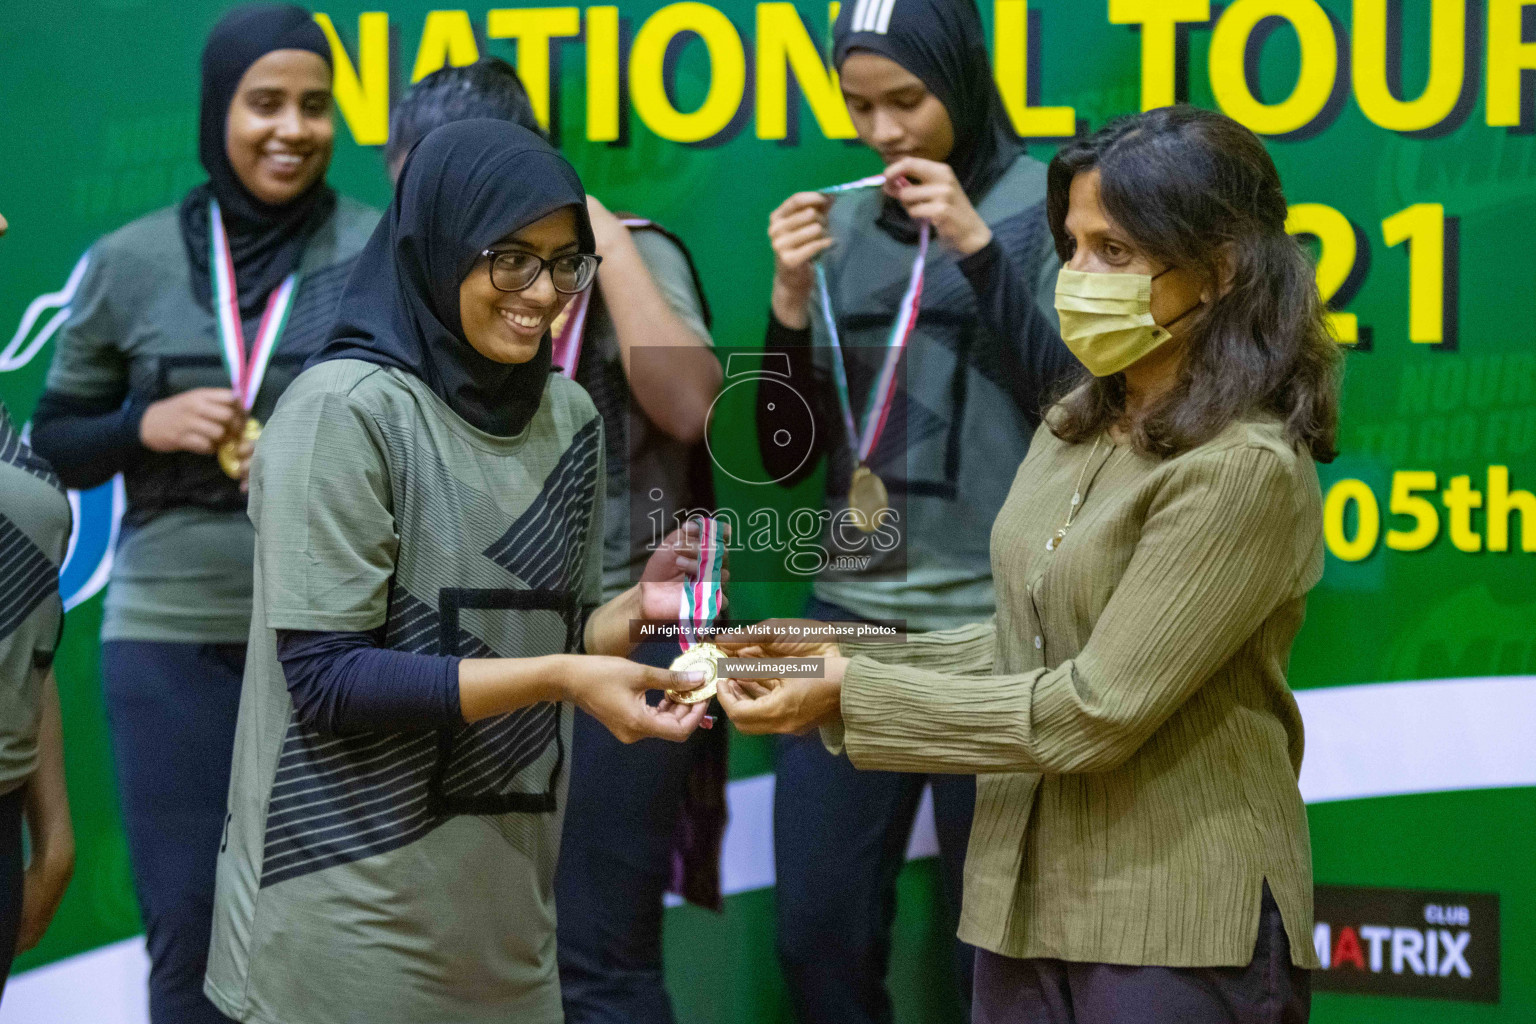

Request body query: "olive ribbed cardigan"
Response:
[834, 414, 1324, 968]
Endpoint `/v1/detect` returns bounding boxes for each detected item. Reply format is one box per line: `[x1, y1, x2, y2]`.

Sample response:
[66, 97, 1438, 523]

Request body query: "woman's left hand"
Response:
[883, 156, 992, 257]
[715, 655, 848, 735]
[637, 518, 730, 622]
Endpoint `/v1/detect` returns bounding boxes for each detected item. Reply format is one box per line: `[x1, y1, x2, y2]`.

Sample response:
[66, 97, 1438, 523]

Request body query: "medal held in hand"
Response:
[668, 643, 722, 705]
[209, 198, 298, 479]
[666, 516, 726, 705]
[217, 417, 264, 479]
[813, 177, 930, 533]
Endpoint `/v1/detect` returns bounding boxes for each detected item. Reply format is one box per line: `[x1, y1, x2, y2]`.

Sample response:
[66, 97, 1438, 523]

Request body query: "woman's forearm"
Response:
[582, 585, 643, 660]
[277, 630, 580, 729]
[840, 620, 997, 674]
[840, 449, 1309, 776]
[24, 672, 74, 875]
[955, 235, 1076, 415]
[30, 390, 148, 490]
[457, 655, 572, 722]
[597, 230, 721, 444]
[277, 630, 461, 735]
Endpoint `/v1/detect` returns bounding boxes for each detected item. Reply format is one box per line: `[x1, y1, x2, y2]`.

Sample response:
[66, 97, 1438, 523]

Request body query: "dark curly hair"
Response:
[1045, 105, 1341, 463]
[386, 58, 543, 179]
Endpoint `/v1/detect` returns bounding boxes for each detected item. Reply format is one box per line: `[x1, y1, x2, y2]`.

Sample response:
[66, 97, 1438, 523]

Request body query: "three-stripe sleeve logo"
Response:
[849, 0, 899, 34]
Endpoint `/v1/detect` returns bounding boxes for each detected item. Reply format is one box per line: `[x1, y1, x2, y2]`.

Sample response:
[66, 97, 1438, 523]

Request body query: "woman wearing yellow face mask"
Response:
[717, 105, 1341, 1023]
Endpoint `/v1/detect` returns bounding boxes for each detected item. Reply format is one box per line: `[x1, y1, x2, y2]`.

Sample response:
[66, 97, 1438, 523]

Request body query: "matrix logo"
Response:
[1312, 885, 1500, 1003]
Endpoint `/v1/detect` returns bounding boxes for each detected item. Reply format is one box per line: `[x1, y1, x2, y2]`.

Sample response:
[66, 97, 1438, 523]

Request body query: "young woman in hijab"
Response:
[0, 210, 76, 996]
[205, 119, 712, 1024]
[754, 0, 1074, 1018]
[29, 5, 376, 1020]
[386, 58, 727, 1024]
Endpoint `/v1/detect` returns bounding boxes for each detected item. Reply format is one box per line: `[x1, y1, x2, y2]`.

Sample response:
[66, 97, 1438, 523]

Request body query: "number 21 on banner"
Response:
[1285, 202, 1454, 348]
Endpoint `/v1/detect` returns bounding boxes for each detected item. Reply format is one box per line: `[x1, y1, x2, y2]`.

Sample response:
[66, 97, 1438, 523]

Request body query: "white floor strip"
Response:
[3, 936, 148, 1024]
[1295, 675, 1536, 803]
[9, 675, 1532, 1023]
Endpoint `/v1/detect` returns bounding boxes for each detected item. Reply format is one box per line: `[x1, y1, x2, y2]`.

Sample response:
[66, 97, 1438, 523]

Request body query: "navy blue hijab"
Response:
[311, 120, 595, 437]
[833, 0, 1021, 241]
[178, 3, 335, 316]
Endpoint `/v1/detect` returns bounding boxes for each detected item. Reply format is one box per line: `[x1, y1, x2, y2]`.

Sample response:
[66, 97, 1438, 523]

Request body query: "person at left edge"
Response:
[205, 119, 711, 1024]
[29, 6, 377, 1022]
[0, 209, 76, 1000]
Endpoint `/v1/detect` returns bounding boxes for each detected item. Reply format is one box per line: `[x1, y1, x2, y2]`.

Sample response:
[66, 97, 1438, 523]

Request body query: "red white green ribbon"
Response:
[551, 216, 650, 379]
[209, 199, 298, 411]
[813, 177, 930, 464]
[820, 173, 887, 194]
[677, 515, 724, 651]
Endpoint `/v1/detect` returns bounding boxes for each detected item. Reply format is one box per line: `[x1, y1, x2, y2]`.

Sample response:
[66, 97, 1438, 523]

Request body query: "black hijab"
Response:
[309, 119, 595, 437]
[178, 3, 336, 317]
[833, 0, 1022, 242]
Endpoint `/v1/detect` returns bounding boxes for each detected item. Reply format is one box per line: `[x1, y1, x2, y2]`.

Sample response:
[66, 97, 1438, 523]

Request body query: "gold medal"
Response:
[665, 642, 722, 705]
[847, 465, 889, 534]
[218, 417, 262, 480]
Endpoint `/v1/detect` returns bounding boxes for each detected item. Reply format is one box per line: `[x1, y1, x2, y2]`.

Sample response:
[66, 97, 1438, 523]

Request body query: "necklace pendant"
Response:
[1046, 528, 1066, 552]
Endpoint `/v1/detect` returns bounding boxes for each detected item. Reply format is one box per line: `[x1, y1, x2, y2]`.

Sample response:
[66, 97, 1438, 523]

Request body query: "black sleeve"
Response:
[30, 389, 150, 491]
[275, 629, 463, 736]
[956, 236, 1080, 426]
[756, 310, 830, 488]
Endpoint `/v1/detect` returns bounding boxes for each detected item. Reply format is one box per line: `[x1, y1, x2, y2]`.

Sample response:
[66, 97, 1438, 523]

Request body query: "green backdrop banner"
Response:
[1, 1, 1533, 1021]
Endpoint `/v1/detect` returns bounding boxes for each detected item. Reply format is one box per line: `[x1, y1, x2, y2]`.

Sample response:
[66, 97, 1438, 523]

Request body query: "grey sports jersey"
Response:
[44, 198, 376, 642]
[0, 404, 69, 794]
[206, 360, 603, 1024]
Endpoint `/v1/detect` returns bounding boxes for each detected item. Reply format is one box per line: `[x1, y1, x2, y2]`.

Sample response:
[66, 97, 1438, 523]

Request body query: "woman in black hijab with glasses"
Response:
[205, 120, 712, 1024]
[755, 0, 1073, 1019]
[30, 5, 375, 1021]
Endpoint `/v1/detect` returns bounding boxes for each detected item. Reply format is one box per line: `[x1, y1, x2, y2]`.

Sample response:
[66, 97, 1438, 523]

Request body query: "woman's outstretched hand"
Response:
[711, 618, 839, 660]
[712, 620, 848, 735]
[562, 655, 713, 743]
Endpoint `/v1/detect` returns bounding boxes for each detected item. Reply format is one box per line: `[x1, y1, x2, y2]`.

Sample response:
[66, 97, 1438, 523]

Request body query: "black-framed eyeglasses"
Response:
[481, 249, 602, 294]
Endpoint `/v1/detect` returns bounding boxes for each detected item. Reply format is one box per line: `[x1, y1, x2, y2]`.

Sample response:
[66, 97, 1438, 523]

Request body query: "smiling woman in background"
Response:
[28, 6, 375, 1021]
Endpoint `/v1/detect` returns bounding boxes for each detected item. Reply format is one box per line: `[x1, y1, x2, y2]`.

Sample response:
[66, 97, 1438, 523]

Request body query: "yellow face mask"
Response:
[1053, 266, 1196, 377]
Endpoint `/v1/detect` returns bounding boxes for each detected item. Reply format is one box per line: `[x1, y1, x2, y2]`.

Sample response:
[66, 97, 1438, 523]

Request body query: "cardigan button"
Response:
[1033, 636, 1043, 649]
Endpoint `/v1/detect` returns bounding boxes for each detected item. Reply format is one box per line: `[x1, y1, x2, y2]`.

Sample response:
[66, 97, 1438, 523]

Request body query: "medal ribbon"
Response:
[209, 199, 299, 411]
[552, 216, 651, 379]
[812, 178, 931, 465]
[676, 515, 724, 651]
[819, 173, 887, 194]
